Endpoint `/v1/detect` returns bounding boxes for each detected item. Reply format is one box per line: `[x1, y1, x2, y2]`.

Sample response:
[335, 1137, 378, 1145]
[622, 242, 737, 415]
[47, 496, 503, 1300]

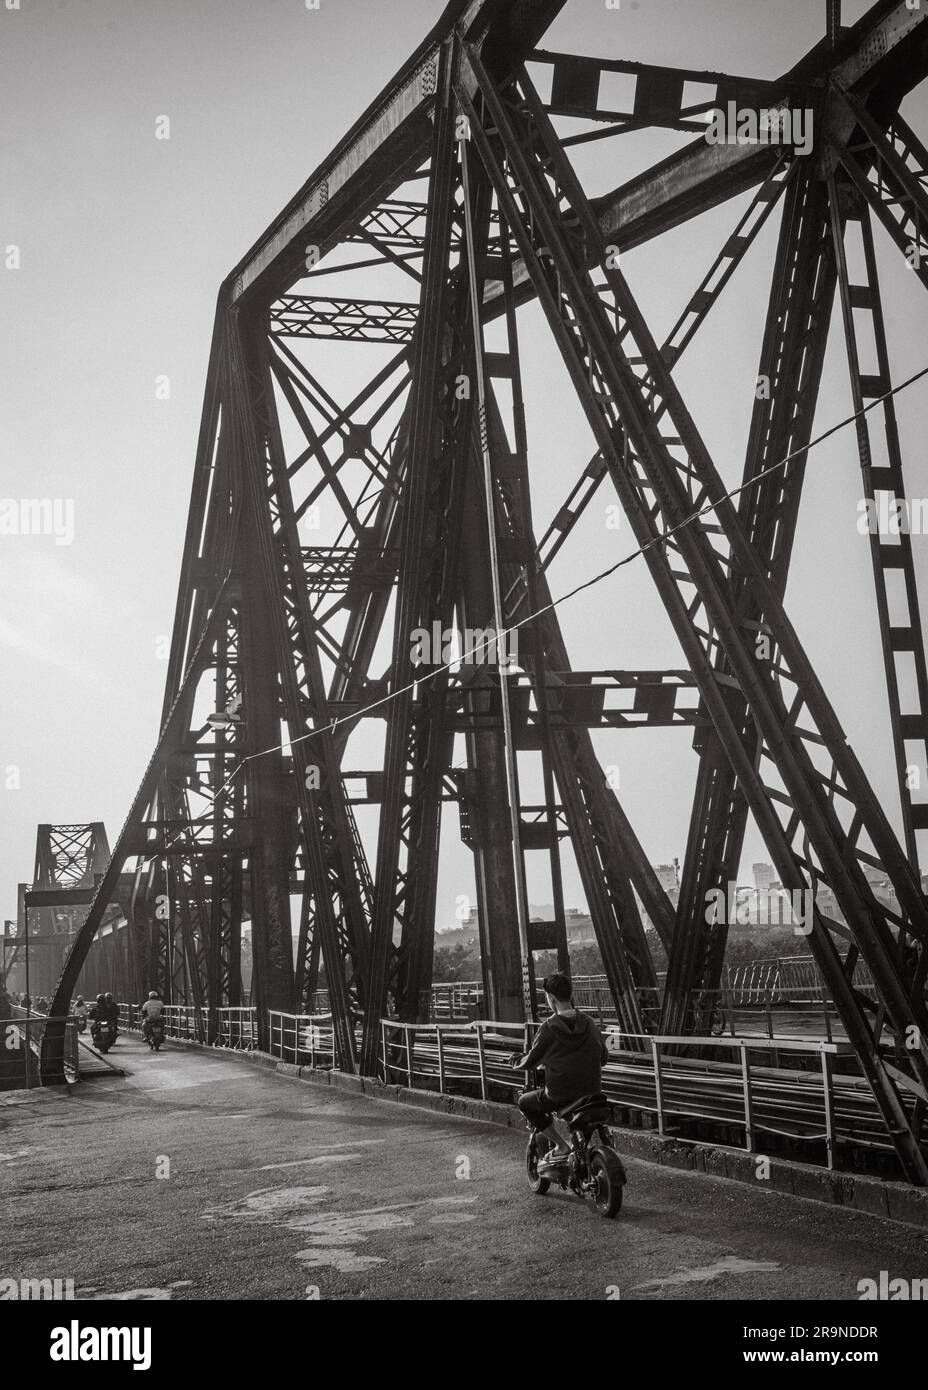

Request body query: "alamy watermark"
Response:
[0, 497, 75, 546]
[0, 1276, 75, 1299]
[857, 495, 928, 536]
[705, 883, 813, 934]
[704, 102, 813, 158]
[410, 622, 517, 669]
[50, 1321, 152, 1370]
[858, 1272, 928, 1300]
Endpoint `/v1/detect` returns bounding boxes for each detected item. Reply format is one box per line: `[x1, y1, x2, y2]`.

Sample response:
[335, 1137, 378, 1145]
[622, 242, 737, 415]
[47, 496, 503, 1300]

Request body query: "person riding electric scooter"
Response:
[511, 972, 611, 1176]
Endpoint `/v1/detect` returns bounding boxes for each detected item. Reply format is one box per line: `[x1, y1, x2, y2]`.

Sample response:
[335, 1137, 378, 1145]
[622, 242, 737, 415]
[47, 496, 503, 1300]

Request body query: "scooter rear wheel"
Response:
[526, 1134, 551, 1195]
[589, 1149, 624, 1218]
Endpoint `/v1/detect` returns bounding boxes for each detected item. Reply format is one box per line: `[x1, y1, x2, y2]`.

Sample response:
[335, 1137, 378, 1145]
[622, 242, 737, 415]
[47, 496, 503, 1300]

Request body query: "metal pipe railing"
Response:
[117, 1003, 258, 1048]
[214, 1007, 258, 1050]
[87, 1000, 910, 1171]
[377, 1018, 877, 1170]
[161, 1005, 206, 1042]
[421, 972, 864, 1029]
[267, 1011, 336, 1068]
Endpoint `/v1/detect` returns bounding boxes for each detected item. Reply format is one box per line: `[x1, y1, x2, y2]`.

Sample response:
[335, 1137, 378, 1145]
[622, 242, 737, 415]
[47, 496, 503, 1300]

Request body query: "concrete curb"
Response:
[276, 1061, 928, 1230]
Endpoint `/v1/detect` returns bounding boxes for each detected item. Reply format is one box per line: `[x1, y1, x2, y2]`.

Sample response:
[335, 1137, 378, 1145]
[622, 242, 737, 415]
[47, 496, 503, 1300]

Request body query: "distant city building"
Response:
[753, 862, 775, 892]
[565, 911, 595, 945]
[816, 884, 839, 918]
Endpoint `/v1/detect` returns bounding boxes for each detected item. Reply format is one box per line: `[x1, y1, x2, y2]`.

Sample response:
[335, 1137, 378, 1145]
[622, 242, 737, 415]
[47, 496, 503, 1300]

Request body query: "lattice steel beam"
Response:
[270, 296, 418, 344]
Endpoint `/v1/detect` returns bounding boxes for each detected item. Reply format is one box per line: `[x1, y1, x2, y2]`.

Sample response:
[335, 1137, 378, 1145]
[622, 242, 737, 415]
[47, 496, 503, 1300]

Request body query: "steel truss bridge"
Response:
[29, 0, 928, 1185]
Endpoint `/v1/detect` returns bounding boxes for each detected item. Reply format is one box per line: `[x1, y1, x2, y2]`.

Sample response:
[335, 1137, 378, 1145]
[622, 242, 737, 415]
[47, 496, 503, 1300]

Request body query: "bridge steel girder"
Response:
[532, 49, 808, 136]
[228, 0, 569, 310]
[455, 42, 928, 1182]
[662, 84, 928, 1031]
[664, 164, 841, 1033]
[230, 313, 376, 1066]
[477, 369, 660, 1007]
[359, 47, 477, 1069]
[835, 96, 928, 293]
[39, 0, 928, 1182]
[830, 184, 928, 887]
[483, 1, 928, 313]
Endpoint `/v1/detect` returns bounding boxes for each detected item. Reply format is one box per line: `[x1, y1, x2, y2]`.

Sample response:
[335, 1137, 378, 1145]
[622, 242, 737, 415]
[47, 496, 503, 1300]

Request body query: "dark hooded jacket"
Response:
[522, 1010, 609, 1107]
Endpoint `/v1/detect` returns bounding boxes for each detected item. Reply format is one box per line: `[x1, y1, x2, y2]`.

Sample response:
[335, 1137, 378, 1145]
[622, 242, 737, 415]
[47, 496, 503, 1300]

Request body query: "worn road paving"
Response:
[2, 1037, 927, 1301]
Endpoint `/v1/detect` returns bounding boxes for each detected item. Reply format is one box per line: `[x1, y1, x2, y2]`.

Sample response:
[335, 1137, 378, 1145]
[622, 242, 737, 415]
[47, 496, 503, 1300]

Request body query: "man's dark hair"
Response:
[543, 972, 572, 1002]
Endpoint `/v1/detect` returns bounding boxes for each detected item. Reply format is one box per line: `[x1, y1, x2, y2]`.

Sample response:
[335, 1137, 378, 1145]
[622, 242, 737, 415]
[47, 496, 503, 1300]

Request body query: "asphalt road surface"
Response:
[2, 1036, 927, 1301]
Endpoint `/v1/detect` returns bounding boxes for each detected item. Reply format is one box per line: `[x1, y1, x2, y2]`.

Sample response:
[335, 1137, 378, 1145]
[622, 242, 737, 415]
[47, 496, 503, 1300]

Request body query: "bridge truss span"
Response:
[41, 0, 928, 1184]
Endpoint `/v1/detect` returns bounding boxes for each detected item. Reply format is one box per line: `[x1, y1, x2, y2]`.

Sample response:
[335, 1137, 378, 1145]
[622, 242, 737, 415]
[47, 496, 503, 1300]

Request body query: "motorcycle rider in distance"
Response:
[88, 991, 118, 1048]
[140, 990, 164, 1043]
[93, 991, 119, 1029]
[510, 972, 611, 1175]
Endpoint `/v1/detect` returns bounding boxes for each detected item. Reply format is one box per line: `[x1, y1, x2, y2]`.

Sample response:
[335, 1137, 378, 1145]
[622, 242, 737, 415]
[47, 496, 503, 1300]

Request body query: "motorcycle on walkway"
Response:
[91, 1018, 116, 1054]
[524, 1093, 627, 1218]
[145, 1016, 165, 1052]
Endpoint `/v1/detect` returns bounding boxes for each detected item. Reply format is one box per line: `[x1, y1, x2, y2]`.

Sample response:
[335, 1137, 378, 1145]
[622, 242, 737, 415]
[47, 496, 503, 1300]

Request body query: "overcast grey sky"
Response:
[2, 0, 927, 936]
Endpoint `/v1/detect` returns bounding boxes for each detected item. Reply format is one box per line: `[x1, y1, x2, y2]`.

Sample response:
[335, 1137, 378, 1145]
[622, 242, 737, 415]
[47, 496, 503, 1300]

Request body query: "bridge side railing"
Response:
[98, 999, 911, 1169]
[214, 1007, 258, 1051]
[377, 1018, 889, 1170]
[3, 1012, 79, 1087]
[267, 1011, 337, 1068]
[419, 963, 874, 1021]
[116, 1003, 258, 1047]
[423, 981, 485, 1022]
[160, 1005, 205, 1041]
[381, 1018, 535, 1101]
[723, 957, 877, 1006]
